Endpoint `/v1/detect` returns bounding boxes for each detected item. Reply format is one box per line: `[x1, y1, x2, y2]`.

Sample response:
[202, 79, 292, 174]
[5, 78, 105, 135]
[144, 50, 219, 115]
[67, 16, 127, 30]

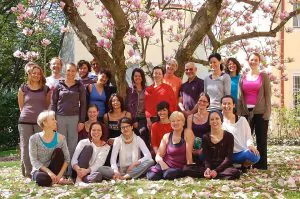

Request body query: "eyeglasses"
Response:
[185, 68, 193, 72]
[120, 125, 131, 130]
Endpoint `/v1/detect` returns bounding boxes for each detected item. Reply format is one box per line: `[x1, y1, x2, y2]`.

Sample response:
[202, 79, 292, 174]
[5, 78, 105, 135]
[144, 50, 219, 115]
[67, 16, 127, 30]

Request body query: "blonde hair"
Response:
[24, 62, 38, 75]
[27, 65, 46, 88]
[37, 110, 55, 128]
[166, 58, 178, 70]
[169, 111, 185, 124]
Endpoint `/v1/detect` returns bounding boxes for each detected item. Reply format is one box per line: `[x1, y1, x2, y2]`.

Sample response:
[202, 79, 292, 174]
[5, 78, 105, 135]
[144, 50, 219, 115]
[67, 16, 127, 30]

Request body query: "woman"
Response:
[104, 94, 131, 144]
[125, 68, 149, 146]
[29, 110, 71, 186]
[237, 53, 271, 170]
[51, 63, 86, 162]
[87, 69, 116, 121]
[204, 53, 231, 110]
[202, 110, 240, 180]
[18, 65, 51, 177]
[46, 57, 64, 91]
[187, 92, 210, 162]
[72, 122, 110, 184]
[145, 66, 177, 130]
[225, 58, 242, 105]
[99, 117, 154, 180]
[78, 104, 108, 142]
[147, 111, 194, 180]
[151, 101, 172, 154]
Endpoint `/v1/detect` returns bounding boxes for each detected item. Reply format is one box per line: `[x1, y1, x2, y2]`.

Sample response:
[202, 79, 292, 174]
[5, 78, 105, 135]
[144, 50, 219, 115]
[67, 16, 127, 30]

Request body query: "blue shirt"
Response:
[89, 84, 106, 117]
[230, 74, 240, 105]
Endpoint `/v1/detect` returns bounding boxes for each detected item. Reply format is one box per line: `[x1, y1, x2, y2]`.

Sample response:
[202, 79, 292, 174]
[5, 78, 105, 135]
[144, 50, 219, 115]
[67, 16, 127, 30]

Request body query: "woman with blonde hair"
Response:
[18, 65, 51, 177]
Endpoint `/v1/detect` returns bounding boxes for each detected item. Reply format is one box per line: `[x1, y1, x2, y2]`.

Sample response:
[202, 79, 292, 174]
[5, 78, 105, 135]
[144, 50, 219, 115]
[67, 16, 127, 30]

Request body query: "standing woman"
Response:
[237, 53, 271, 170]
[51, 63, 86, 162]
[147, 111, 194, 180]
[204, 53, 231, 110]
[104, 94, 131, 145]
[202, 110, 240, 180]
[72, 122, 110, 184]
[87, 69, 116, 121]
[29, 110, 71, 186]
[46, 57, 64, 91]
[145, 66, 177, 130]
[125, 68, 149, 146]
[18, 65, 51, 177]
[225, 58, 242, 105]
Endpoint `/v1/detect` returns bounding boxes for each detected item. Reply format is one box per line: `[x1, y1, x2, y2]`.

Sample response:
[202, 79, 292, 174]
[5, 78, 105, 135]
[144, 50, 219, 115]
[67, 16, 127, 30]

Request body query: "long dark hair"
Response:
[208, 53, 224, 71]
[225, 58, 241, 75]
[131, 68, 146, 89]
[108, 93, 125, 113]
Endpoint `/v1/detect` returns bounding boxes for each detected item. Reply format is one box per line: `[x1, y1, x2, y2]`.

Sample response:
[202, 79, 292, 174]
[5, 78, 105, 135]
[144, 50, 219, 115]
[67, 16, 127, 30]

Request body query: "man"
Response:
[163, 59, 182, 105]
[178, 62, 204, 117]
[77, 60, 95, 86]
[221, 95, 260, 170]
[89, 58, 101, 81]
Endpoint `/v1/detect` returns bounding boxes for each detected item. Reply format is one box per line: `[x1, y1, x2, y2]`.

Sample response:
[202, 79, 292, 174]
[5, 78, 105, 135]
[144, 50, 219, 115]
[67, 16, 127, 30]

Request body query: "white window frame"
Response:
[292, 73, 300, 118]
[293, 3, 300, 28]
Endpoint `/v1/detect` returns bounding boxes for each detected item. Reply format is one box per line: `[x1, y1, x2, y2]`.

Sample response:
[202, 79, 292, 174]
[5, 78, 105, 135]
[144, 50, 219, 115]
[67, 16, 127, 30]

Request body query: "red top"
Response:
[145, 83, 177, 118]
[151, 122, 172, 148]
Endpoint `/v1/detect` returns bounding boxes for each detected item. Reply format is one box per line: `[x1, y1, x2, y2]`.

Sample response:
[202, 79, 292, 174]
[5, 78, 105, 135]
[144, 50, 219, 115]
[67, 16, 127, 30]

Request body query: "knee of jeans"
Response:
[36, 174, 52, 187]
[146, 171, 161, 181]
[144, 159, 155, 167]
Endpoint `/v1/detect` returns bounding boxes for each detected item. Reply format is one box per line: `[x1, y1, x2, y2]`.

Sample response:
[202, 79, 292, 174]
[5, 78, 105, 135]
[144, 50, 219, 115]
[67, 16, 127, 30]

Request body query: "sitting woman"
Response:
[29, 110, 71, 187]
[202, 110, 240, 180]
[78, 104, 108, 142]
[104, 94, 131, 145]
[151, 101, 172, 154]
[187, 92, 210, 163]
[99, 117, 154, 180]
[147, 111, 194, 180]
[72, 122, 110, 184]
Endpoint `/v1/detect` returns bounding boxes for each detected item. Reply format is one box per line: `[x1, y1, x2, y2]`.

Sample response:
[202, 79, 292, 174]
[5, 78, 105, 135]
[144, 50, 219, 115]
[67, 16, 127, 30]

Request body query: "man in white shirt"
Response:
[221, 95, 260, 168]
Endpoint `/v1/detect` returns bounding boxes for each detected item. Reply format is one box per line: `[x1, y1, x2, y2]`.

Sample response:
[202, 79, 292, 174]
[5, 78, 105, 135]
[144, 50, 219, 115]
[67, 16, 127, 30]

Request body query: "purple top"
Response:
[79, 77, 96, 86]
[125, 86, 146, 121]
[19, 84, 50, 124]
[51, 80, 86, 123]
[163, 132, 186, 169]
[202, 131, 234, 172]
[180, 76, 204, 111]
[191, 115, 210, 138]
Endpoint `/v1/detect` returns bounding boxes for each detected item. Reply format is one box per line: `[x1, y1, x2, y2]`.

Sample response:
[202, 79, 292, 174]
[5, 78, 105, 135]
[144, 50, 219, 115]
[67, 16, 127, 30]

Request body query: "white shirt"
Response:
[222, 116, 254, 153]
[46, 76, 64, 90]
[71, 139, 110, 173]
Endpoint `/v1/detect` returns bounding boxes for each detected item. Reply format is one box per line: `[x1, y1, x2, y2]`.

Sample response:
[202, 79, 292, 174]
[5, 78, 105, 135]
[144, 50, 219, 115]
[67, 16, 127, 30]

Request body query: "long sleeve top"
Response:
[110, 136, 152, 172]
[145, 83, 177, 118]
[71, 139, 110, 173]
[222, 116, 254, 153]
[204, 73, 231, 110]
[237, 72, 271, 120]
[29, 132, 70, 174]
[51, 80, 86, 123]
[202, 131, 234, 173]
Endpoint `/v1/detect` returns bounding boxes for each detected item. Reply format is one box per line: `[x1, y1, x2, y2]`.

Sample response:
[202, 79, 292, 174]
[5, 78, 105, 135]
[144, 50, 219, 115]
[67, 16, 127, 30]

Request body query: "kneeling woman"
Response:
[72, 122, 110, 184]
[202, 110, 240, 180]
[29, 110, 71, 187]
[100, 117, 154, 180]
[147, 111, 194, 180]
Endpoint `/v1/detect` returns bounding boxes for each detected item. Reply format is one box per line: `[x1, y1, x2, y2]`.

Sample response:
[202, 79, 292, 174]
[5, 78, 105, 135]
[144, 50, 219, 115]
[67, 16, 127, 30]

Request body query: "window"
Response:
[293, 74, 300, 116]
[293, 3, 300, 28]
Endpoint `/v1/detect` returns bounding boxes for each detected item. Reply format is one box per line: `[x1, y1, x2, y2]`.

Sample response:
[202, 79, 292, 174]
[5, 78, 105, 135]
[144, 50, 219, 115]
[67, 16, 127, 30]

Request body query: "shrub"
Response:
[0, 89, 19, 150]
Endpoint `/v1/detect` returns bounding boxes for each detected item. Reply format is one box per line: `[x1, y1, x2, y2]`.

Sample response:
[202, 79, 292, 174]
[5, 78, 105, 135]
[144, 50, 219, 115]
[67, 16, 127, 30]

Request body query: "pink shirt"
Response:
[242, 74, 262, 106]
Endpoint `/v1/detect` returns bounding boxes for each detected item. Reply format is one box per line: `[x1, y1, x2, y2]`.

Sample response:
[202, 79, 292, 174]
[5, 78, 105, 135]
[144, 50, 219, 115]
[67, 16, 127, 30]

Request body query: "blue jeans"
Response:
[232, 149, 260, 164]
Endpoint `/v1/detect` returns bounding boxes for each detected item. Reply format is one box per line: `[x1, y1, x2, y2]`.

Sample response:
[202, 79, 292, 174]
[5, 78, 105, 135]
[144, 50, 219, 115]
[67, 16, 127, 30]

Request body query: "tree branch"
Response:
[221, 8, 300, 46]
[190, 58, 209, 66]
[207, 29, 220, 51]
[236, 0, 261, 12]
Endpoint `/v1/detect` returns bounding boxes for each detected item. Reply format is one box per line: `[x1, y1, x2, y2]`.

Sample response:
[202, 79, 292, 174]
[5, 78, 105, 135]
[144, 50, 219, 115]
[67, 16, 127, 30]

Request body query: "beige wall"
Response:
[282, 3, 300, 108]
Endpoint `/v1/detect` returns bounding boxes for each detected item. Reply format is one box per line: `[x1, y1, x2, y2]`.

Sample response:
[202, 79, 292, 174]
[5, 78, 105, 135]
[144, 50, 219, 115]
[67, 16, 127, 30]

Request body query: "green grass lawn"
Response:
[0, 148, 17, 157]
[0, 145, 299, 198]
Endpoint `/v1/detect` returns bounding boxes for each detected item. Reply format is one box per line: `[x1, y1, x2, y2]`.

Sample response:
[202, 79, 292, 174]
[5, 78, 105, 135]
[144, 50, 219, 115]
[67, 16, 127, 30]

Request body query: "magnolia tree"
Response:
[11, 0, 300, 101]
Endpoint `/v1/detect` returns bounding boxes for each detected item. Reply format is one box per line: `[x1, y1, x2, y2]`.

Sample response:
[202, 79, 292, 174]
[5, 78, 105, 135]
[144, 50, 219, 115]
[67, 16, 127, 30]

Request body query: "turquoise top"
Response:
[230, 74, 240, 105]
[39, 132, 58, 149]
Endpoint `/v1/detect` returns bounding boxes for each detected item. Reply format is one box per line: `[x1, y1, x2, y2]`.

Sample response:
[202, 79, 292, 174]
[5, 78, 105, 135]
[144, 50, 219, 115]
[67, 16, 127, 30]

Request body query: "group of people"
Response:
[18, 52, 271, 186]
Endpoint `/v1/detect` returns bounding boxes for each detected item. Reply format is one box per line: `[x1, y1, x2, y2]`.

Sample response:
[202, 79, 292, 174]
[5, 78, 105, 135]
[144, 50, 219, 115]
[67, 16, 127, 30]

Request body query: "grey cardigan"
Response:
[237, 72, 271, 120]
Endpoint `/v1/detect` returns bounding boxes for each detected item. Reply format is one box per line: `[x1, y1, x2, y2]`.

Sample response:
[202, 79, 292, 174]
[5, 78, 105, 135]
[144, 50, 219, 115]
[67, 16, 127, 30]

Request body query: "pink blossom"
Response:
[22, 28, 33, 36]
[17, 3, 24, 13]
[105, 31, 113, 39]
[174, 34, 183, 42]
[59, 1, 66, 9]
[10, 7, 17, 13]
[60, 26, 69, 33]
[128, 49, 134, 57]
[283, 76, 289, 81]
[44, 18, 53, 24]
[96, 39, 105, 48]
[152, 8, 165, 19]
[285, 27, 293, 33]
[269, 74, 277, 81]
[41, 39, 51, 47]
[13, 50, 24, 58]
[74, 1, 81, 8]
[280, 11, 289, 20]
[129, 35, 137, 44]
[24, 51, 39, 61]
[133, 0, 141, 9]
[104, 40, 111, 49]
